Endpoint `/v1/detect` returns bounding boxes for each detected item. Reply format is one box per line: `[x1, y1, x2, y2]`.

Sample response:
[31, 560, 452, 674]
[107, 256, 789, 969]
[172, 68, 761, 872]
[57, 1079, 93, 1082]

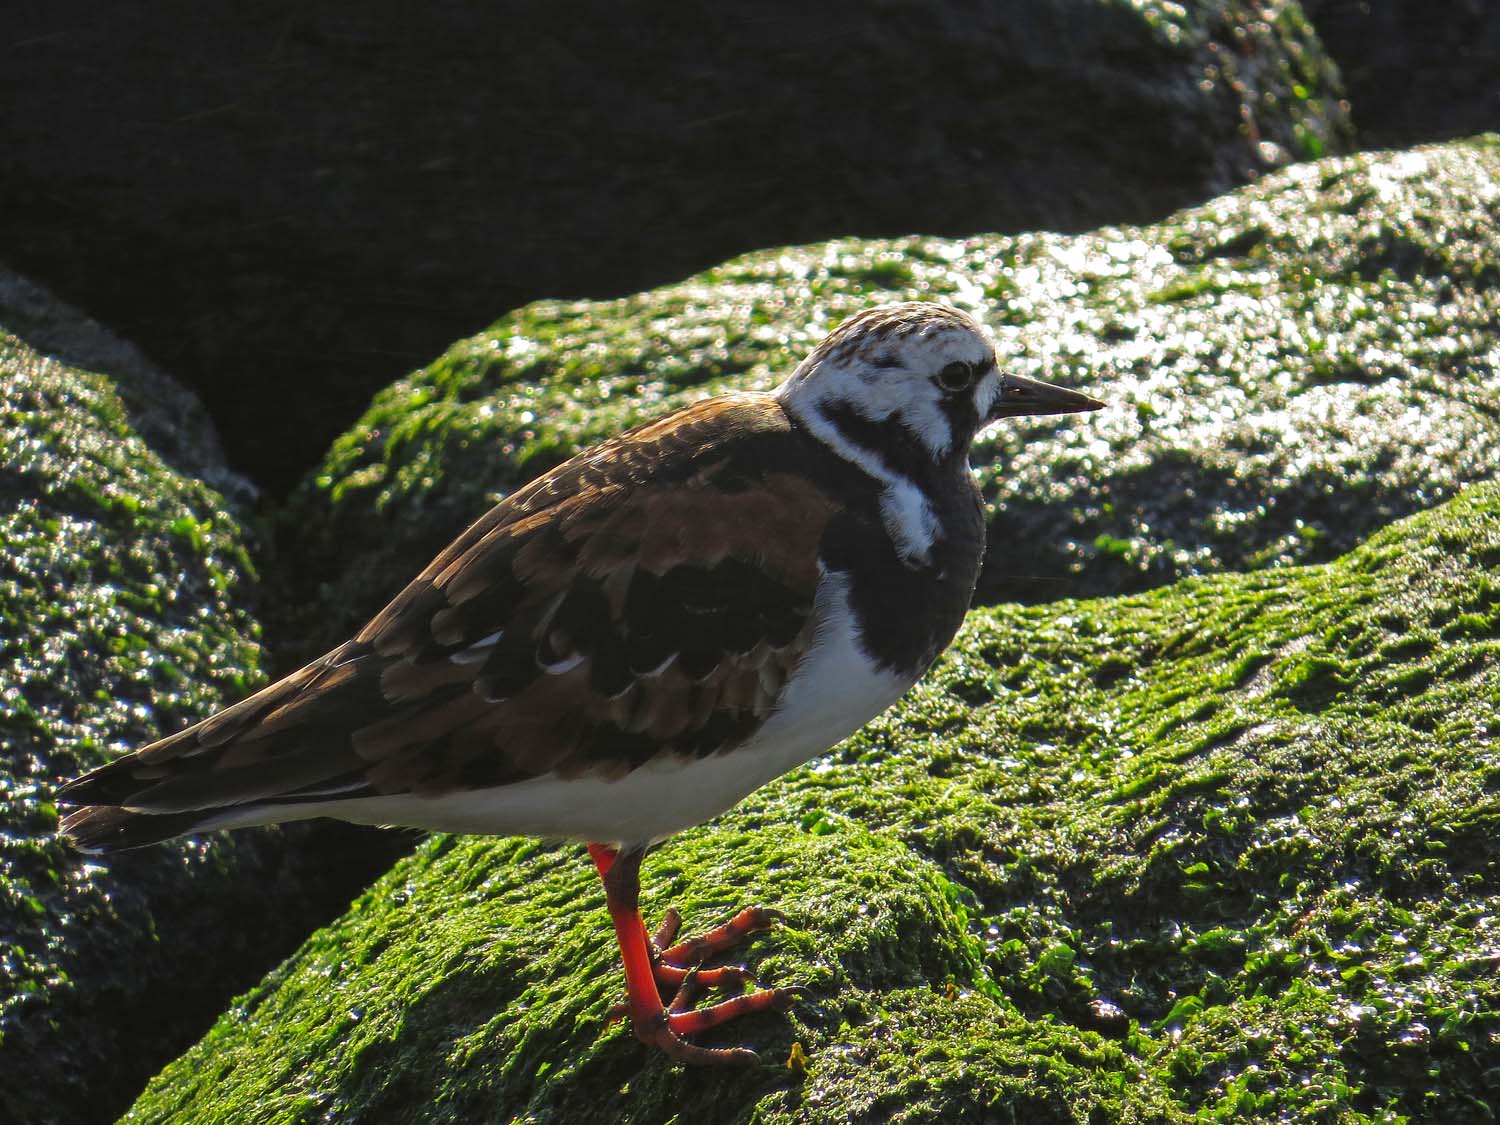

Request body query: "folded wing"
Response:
[60, 396, 839, 850]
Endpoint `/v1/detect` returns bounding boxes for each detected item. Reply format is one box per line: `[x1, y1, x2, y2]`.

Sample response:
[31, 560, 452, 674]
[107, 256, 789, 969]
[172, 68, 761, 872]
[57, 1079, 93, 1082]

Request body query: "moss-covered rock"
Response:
[130, 477, 1500, 1122]
[0, 265, 250, 502]
[0, 277, 395, 1124]
[281, 136, 1500, 659]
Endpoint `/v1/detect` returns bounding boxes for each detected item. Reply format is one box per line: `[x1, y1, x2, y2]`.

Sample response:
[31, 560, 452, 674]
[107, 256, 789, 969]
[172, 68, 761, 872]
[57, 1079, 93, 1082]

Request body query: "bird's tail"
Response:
[56, 724, 286, 854]
[57, 643, 378, 853]
[58, 803, 232, 854]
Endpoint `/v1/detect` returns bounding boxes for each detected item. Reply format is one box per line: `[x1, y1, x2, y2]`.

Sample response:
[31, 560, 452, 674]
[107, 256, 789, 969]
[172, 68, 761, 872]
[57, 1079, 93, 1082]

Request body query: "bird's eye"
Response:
[936, 361, 975, 392]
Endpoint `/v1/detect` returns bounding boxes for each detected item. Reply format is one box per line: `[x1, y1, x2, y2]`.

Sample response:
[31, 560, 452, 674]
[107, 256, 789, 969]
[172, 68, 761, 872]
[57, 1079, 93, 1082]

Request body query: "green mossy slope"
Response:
[0, 283, 271, 1124]
[281, 136, 1499, 657]
[0, 280, 391, 1124]
[130, 481, 1500, 1123]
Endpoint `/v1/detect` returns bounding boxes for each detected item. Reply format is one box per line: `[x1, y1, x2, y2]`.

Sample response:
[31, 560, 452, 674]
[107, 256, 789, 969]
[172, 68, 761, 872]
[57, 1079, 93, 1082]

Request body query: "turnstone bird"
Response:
[60, 302, 1103, 1065]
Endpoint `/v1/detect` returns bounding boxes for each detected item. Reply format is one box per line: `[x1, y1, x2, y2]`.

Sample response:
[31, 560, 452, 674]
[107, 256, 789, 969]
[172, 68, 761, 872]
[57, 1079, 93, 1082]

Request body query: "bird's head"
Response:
[777, 302, 1104, 469]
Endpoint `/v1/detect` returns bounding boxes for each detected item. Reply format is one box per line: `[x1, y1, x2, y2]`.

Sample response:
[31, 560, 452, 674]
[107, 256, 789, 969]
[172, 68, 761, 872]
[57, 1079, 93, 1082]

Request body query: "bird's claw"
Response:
[614, 903, 801, 1063]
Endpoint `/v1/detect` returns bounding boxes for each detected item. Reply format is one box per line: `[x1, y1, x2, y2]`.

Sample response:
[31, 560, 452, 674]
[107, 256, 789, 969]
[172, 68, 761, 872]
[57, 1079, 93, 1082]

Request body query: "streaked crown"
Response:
[775, 303, 1103, 568]
[777, 302, 1103, 464]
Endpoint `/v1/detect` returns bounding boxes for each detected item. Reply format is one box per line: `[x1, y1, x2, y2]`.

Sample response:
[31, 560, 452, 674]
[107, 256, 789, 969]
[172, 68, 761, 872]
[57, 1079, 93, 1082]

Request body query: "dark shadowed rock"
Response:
[0, 266, 248, 505]
[0, 1, 1349, 494]
[1304, 0, 1500, 146]
[277, 135, 1499, 661]
[0, 273, 404, 1125]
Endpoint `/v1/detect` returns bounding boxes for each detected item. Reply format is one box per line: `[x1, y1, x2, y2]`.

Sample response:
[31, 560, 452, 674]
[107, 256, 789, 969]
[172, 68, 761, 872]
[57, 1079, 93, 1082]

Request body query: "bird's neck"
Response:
[780, 392, 970, 569]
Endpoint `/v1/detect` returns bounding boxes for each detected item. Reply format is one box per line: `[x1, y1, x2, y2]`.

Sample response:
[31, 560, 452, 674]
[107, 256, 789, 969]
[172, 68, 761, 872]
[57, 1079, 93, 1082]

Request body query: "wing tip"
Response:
[58, 804, 210, 853]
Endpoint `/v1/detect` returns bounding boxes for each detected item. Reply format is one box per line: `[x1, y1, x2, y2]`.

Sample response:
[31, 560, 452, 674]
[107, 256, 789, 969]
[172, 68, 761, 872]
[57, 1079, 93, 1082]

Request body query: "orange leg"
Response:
[588, 843, 802, 1065]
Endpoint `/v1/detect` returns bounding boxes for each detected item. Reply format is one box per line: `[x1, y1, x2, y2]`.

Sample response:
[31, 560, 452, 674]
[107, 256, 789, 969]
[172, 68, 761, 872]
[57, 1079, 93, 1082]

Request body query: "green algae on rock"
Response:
[0, 277, 393, 1125]
[129, 483, 1500, 1122]
[281, 136, 1500, 660]
[0, 277, 271, 1125]
[0, 265, 251, 500]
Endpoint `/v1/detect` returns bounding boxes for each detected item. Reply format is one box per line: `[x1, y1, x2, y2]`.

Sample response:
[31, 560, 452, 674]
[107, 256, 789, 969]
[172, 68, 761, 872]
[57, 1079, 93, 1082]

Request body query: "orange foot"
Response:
[590, 844, 805, 1065]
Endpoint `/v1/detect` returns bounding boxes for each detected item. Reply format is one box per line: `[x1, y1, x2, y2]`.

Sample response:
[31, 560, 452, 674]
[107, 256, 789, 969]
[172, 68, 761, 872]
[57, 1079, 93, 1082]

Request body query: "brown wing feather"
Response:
[60, 394, 838, 829]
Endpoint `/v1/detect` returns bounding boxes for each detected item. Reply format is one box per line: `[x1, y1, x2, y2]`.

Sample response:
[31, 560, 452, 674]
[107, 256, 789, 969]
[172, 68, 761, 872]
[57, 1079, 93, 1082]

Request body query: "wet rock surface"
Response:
[281, 136, 1499, 659]
[124, 480, 1500, 1123]
[0, 277, 401, 1125]
[0, 1, 1349, 494]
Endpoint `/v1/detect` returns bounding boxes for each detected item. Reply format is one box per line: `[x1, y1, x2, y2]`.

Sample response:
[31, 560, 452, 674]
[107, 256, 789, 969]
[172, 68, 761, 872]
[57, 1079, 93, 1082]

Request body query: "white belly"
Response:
[237, 570, 912, 845]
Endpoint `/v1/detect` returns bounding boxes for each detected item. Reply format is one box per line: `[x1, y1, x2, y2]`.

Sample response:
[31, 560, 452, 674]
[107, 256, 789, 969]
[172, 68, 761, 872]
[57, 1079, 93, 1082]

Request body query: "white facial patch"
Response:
[780, 323, 994, 452]
[779, 387, 939, 565]
[974, 370, 1002, 426]
[777, 315, 997, 567]
[834, 363, 954, 459]
[879, 477, 941, 565]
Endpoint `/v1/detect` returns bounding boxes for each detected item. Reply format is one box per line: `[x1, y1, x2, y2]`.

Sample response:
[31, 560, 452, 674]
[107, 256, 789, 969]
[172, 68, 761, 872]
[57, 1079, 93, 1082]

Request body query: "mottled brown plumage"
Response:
[62, 396, 845, 836]
[61, 306, 1105, 852]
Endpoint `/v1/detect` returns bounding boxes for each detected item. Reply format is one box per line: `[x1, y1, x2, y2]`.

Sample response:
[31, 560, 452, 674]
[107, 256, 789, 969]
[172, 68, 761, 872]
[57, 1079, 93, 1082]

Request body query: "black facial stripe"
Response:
[819, 400, 948, 489]
[937, 388, 980, 442]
